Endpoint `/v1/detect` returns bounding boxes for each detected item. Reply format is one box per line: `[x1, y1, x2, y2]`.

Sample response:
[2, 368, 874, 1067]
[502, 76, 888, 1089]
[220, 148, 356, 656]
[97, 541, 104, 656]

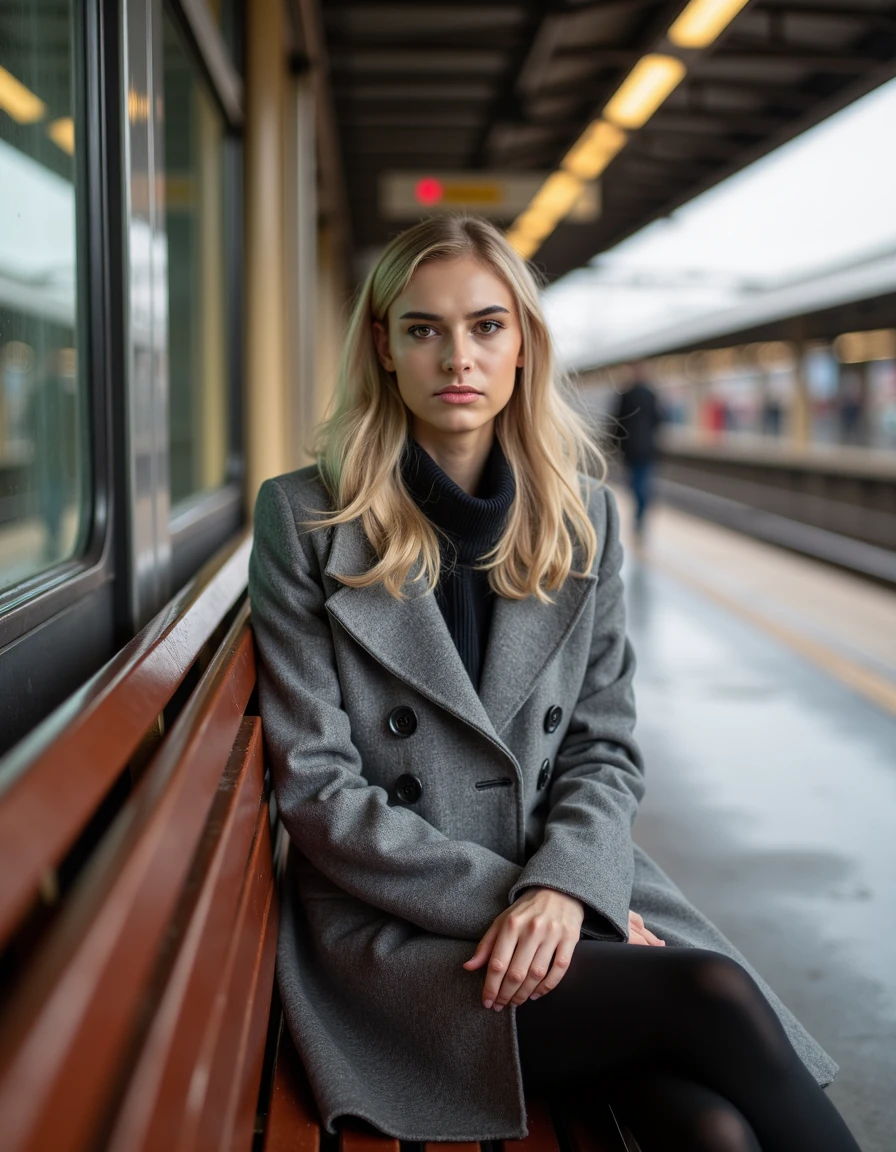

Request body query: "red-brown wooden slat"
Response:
[339, 1124, 400, 1152]
[225, 886, 280, 1152]
[501, 1097, 561, 1152]
[192, 810, 277, 1151]
[104, 717, 266, 1152]
[424, 1143, 481, 1152]
[0, 535, 251, 946]
[263, 1021, 321, 1152]
[0, 611, 256, 1152]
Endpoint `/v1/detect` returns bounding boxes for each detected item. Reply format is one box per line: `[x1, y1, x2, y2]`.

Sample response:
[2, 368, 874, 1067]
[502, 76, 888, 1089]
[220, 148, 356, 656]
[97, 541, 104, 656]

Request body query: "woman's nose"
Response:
[443, 335, 473, 374]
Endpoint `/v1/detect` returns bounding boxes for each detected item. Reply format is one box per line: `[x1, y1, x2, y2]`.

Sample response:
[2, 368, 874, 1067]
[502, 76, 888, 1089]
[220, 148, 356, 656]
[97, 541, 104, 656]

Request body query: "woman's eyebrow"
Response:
[398, 305, 511, 321]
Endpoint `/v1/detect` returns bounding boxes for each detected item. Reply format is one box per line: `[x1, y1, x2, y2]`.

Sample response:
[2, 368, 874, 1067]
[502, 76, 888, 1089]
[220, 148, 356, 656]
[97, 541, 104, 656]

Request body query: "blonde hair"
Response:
[308, 215, 606, 602]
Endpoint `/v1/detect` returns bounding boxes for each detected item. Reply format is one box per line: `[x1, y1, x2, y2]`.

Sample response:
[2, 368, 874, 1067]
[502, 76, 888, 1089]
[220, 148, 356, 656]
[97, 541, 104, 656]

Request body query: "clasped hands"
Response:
[463, 887, 665, 1011]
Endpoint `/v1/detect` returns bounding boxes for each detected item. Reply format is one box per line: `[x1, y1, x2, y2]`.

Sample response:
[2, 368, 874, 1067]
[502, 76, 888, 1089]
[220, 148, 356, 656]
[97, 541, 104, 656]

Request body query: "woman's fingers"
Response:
[628, 909, 665, 946]
[481, 923, 523, 1008]
[529, 937, 576, 999]
[463, 921, 500, 971]
[507, 938, 557, 1007]
[487, 911, 548, 1008]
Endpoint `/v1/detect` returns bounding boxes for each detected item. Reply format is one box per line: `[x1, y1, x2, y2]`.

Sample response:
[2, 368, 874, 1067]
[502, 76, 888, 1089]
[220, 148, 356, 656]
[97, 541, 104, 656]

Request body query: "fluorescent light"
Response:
[669, 0, 752, 49]
[507, 229, 540, 259]
[563, 120, 628, 181]
[833, 329, 896, 363]
[48, 117, 75, 155]
[514, 207, 555, 244]
[530, 171, 585, 222]
[0, 65, 46, 124]
[603, 54, 687, 129]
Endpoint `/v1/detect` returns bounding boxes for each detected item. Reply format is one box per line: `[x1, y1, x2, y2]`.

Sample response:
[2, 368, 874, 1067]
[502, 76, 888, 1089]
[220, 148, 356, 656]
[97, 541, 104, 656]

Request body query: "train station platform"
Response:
[614, 488, 896, 1152]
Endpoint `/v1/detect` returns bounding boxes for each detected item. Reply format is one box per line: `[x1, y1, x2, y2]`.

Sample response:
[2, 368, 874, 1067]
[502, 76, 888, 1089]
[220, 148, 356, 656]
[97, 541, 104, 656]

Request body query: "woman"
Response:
[249, 216, 860, 1150]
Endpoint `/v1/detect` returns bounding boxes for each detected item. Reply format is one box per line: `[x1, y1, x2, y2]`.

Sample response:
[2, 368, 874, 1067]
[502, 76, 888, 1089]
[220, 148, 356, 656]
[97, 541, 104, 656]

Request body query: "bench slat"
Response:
[104, 716, 268, 1152]
[424, 1143, 481, 1152]
[501, 1097, 560, 1152]
[194, 807, 278, 1151]
[263, 1020, 321, 1152]
[339, 1125, 401, 1152]
[0, 536, 251, 948]
[0, 611, 255, 1152]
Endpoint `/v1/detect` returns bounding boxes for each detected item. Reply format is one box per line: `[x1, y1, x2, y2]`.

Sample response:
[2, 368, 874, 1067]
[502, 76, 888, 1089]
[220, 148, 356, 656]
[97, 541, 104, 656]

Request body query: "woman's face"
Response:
[373, 255, 524, 443]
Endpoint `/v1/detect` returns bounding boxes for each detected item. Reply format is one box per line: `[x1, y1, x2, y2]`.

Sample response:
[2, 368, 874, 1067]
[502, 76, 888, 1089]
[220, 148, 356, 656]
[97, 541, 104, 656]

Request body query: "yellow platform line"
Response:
[649, 551, 896, 717]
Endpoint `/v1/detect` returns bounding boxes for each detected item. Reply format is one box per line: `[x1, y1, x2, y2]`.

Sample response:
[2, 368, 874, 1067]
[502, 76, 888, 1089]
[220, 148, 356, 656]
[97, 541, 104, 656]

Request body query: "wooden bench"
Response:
[0, 533, 634, 1152]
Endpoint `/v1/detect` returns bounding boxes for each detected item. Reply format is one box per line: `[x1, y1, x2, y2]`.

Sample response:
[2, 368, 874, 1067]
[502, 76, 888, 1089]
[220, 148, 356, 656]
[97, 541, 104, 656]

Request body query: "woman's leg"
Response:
[515, 942, 860, 1152]
[608, 1073, 761, 1152]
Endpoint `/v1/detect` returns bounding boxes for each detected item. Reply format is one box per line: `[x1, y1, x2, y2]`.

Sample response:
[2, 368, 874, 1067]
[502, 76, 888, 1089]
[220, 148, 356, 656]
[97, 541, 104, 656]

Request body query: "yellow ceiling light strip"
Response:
[603, 54, 687, 129]
[563, 119, 628, 181]
[508, 3, 755, 258]
[669, 0, 752, 48]
[530, 170, 585, 219]
[48, 117, 75, 155]
[0, 65, 47, 124]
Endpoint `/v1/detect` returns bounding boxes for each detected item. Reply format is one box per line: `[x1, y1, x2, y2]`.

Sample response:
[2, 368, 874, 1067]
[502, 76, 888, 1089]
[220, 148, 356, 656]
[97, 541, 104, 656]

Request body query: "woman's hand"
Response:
[462, 887, 584, 1010]
[628, 909, 665, 946]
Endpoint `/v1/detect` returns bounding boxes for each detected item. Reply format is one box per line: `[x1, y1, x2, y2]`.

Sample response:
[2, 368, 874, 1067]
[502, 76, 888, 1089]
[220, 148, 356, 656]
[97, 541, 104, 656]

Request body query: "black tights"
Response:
[515, 943, 860, 1152]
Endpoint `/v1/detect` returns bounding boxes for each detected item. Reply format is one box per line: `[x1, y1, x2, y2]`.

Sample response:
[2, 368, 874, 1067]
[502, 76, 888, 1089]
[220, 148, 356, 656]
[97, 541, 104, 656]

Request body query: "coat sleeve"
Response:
[249, 478, 523, 941]
[506, 485, 645, 942]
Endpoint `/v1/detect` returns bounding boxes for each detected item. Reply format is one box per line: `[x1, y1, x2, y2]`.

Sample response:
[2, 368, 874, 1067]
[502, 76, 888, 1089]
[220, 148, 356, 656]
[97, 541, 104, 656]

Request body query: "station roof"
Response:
[320, 0, 896, 282]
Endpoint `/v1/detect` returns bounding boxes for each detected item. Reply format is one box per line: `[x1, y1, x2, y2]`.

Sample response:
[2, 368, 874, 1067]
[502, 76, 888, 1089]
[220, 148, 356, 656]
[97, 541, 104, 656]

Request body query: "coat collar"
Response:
[323, 516, 598, 745]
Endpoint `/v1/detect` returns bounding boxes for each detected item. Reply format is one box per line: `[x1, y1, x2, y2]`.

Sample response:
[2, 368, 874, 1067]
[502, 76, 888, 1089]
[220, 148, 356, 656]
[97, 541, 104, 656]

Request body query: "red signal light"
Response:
[415, 177, 443, 206]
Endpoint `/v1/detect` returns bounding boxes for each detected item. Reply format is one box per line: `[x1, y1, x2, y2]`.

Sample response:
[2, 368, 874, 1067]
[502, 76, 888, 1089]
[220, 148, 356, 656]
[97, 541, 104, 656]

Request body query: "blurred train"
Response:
[580, 335, 896, 450]
[0, 0, 344, 756]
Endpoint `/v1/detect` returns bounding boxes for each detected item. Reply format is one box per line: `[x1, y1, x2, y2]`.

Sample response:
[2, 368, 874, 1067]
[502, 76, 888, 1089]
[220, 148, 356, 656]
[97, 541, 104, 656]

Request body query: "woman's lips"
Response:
[436, 389, 481, 404]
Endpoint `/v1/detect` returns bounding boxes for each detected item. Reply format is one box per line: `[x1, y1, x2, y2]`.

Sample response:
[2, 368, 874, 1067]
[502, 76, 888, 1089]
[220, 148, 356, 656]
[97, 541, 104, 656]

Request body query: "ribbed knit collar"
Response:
[401, 436, 516, 563]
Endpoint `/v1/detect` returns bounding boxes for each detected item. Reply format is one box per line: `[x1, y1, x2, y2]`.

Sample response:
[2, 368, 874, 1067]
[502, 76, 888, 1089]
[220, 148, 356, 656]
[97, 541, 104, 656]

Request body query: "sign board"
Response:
[379, 171, 600, 222]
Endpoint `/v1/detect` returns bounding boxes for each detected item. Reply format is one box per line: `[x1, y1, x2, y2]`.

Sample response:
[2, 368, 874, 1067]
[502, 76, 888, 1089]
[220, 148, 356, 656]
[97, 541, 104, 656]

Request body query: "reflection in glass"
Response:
[164, 14, 229, 508]
[0, 1, 88, 595]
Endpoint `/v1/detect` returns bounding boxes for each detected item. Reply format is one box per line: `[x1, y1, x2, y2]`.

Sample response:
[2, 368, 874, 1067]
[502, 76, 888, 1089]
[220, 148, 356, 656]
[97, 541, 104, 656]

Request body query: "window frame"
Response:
[0, 0, 247, 756]
[164, 0, 246, 588]
[0, 0, 124, 755]
[0, 0, 118, 652]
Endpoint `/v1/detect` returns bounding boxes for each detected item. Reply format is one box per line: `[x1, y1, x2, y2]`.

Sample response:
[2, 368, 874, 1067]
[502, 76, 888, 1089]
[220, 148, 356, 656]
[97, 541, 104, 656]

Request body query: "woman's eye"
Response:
[408, 325, 436, 338]
[478, 320, 503, 334]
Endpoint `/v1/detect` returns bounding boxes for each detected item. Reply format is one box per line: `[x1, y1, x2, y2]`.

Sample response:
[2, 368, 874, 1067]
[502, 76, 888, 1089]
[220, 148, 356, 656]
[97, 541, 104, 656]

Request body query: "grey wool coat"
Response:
[248, 464, 838, 1143]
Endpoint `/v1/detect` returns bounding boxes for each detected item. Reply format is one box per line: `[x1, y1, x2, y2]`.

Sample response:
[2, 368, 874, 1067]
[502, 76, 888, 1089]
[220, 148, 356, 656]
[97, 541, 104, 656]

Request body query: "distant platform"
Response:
[613, 487, 896, 1152]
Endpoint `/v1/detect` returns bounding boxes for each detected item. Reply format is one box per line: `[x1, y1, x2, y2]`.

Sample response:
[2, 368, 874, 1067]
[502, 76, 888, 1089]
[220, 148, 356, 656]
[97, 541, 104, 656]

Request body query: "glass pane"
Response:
[163, 14, 229, 508]
[0, 0, 88, 594]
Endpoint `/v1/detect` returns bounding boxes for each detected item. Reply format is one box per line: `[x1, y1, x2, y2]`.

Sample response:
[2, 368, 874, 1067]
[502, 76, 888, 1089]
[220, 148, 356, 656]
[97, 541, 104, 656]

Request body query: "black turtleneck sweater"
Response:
[401, 437, 516, 691]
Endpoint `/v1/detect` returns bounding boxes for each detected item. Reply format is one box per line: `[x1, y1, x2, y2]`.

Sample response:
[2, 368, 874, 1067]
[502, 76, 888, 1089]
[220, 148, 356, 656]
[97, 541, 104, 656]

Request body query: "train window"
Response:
[0, 1, 90, 596]
[163, 11, 230, 510]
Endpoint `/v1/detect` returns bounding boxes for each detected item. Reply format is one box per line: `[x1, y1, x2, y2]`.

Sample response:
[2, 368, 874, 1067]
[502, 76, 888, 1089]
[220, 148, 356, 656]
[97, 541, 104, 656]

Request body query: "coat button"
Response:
[537, 759, 551, 790]
[388, 706, 418, 737]
[544, 705, 563, 734]
[395, 774, 422, 804]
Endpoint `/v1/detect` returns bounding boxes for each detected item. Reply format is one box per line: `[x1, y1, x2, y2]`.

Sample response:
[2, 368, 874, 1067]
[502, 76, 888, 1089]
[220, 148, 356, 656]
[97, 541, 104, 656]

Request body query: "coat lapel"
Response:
[478, 569, 597, 733]
[323, 518, 504, 751]
[323, 517, 598, 744]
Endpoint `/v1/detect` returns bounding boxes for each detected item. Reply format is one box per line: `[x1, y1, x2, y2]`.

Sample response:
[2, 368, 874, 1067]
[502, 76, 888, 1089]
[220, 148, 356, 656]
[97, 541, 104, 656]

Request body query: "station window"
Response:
[163, 12, 230, 510]
[0, 1, 89, 597]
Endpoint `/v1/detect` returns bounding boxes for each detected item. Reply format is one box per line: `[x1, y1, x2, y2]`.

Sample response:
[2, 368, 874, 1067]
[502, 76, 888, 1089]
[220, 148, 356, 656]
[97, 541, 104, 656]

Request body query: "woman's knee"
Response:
[616, 1075, 762, 1152]
[680, 951, 796, 1067]
[691, 1102, 762, 1152]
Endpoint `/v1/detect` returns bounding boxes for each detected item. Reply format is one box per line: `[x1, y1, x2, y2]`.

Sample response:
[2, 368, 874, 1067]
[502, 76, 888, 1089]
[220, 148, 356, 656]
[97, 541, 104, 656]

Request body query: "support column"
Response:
[244, 0, 287, 506]
[789, 318, 810, 447]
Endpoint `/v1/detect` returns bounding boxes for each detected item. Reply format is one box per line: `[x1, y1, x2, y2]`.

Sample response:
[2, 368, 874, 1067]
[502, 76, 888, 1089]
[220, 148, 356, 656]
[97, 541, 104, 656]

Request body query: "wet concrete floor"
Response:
[620, 505, 896, 1151]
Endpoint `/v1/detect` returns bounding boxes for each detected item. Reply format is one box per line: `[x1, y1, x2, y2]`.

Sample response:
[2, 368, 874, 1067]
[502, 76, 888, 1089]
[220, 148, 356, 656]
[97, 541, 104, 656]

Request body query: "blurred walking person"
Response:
[612, 364, 662, 541]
